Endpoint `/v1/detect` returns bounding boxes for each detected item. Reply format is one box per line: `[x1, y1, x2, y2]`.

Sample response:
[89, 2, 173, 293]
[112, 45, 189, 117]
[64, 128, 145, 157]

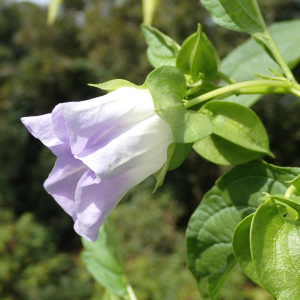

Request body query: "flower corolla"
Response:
[21, 87, 174, 241]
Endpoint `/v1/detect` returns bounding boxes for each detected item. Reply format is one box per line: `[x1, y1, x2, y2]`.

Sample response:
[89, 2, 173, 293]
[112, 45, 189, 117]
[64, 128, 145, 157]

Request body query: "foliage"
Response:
[1, 0, 300, 299]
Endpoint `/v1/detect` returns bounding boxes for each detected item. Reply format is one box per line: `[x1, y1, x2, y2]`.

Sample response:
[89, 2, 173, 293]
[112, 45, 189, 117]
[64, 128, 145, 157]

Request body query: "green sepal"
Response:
[89, 80, 146, 93]
[176, 24, 220, 81]
[193, 101, 273, 165]
[153, 142, 192, 191]
[232, 213, 263, 286]
[141, 24, 180, 68]
[153, 142, 176, 192]
[251, 199, 300, 300]
[146, 66, 214, 143]
[286, 174, 300, 194]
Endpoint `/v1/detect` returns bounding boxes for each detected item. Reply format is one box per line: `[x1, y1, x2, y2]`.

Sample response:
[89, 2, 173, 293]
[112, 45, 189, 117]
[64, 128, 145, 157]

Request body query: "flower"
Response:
[21, 87, 174, 241]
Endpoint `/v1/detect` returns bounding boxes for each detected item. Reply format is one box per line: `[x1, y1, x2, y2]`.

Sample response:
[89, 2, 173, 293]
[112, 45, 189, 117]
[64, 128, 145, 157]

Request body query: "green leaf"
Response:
[208, 253, 236, 300]
[146, 66, 214, 143]
[89, 80, 146, 92]
[81, 218, 127, 296]
[251, 199, 300, 300]
[200, 0, 241, 31]
[221, 0, 265, 34]
[47, 0, 63, 26]
[193, 101, 273, 165]
[193, 134, 271, 165]
[142, 0, 160, 25]
[221, 20, 300, 107]
[232, 213, 262, 286]
[141, 24, 180, 68]
[186, 160, 300, 298]
[203, 101, 272, 154]
[176, 24, 220, 81]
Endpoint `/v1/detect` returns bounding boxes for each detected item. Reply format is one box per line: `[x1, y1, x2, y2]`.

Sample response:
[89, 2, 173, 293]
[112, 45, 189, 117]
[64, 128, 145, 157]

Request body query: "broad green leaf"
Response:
[176, 24, 220, 81]
[221, 20, 300, 107]
[200, 0, 241, 31]
[186, 160, 300, 298]
[89, 80, 146, 92]
[47, 0, 63, 25]
[146, 66, 214, 143]
[208, 254, 236, 300]
[193, 101, 272, 165]
[142, 0, 160, 25]
[202, 101, 272, 155]
[251, 199, 300, 300]
[232, 213, 262, 286]
[153, 142, 176, 192]
[220, 0, 265, 34]
[193, 134, 271, 165]
[141, 24, 180, 68]
[81, 218, 127, 296]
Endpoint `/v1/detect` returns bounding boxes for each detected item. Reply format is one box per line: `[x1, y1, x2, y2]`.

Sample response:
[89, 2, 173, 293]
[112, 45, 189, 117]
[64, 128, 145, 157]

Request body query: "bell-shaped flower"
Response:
[21, 87, 174, 241]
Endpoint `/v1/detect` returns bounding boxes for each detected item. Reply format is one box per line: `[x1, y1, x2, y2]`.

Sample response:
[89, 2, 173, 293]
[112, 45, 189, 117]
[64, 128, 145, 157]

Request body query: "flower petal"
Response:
[44, 152, 88, 220]
[75, 150, 167, 241]
[61, 87, 173, 179]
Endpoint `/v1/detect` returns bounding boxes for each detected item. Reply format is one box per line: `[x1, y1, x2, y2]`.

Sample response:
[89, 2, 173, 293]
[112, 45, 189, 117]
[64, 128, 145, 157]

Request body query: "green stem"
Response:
[284, 185, 298, 220]
[184, 79, 292, 108]
[285, 185, 297, 199]
[263, 30, 296, 82]
[217, 72, 236, 85]
[126, 285, 138, 300]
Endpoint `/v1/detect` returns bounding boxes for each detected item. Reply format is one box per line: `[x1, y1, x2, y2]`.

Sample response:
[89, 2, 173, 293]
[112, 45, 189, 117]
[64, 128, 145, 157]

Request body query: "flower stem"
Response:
[285, 185, 297, 199]
[126, 285, 138, 300]
[184, 79, 292, 108]
[284, 185, 298, 220]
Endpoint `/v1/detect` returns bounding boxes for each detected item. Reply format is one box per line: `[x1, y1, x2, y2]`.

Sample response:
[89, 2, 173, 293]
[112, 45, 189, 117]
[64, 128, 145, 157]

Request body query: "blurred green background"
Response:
[0, 0, 300, 299]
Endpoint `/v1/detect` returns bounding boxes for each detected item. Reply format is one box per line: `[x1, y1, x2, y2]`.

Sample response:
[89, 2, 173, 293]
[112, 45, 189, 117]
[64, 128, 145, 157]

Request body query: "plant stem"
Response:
[126, 285, 138, 300]
[263, 30, 296, 82]
[217, 72, 236, 85]
[184, 79, 292, 108]
[285, 185, 297, 199]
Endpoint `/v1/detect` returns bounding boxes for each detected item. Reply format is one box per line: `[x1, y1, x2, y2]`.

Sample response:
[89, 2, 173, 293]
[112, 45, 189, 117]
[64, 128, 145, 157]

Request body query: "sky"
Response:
[14, 0, 50, 6]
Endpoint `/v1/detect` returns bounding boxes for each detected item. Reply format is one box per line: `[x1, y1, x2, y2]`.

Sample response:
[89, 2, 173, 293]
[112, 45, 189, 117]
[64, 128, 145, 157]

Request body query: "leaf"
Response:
[81, 218, 128, 296]
[200, 0, 241, 31]
[186, 160, 300, 298]
[176, 24, 220, 81]
[193, 134, 271, 165]
[89, 80, 146, 92]
[220, 0, 266, 35]
[47, 0, 63, 26]
[146, 66, 214, 143]
[232, 213, 262, 286]
[203, 101, 272, 154]
[251, 199, 300, 300]
[221, 20, 300, 107]
[142, 0, 160, 25]
[193, 101, 273, 165]
[208, 253, 236, 300]
[141, 24, 180, 68]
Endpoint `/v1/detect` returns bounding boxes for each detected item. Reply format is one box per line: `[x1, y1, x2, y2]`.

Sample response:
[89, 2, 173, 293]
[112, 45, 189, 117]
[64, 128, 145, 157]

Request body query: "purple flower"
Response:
[21, 87, 173, 241]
